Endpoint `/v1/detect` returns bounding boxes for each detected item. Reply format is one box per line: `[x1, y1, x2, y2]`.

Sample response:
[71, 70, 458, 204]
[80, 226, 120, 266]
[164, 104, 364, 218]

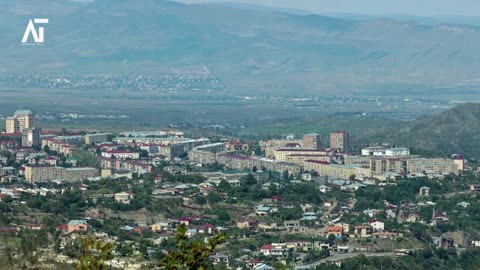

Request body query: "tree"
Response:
[76, 236, 113, 270]
[207, 192, 221, 204]
[160, 224, 226, 270]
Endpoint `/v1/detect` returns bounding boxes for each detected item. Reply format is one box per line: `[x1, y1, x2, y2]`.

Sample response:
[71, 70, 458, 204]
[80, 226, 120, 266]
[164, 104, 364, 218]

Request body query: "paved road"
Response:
[297, 252, 394, 268]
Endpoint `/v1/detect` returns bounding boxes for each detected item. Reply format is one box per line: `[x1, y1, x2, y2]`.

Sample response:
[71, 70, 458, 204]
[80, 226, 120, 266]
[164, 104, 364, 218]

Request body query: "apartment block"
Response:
[274, 148, 332, 162]
[303, 133, 322, 149]
[5, 110, 35, 133]
[22, 128, 41, 147]
[24, 165, 99, 182]
[330, 131, 349, 153]
[303, 160, 371, 179]
[84, 133, 110, 145]
[407, 158, 459, 175]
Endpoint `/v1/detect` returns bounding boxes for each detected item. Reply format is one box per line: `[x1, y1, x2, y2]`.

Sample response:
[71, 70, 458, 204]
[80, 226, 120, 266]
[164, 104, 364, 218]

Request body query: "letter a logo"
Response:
[22, 18, 49, 43]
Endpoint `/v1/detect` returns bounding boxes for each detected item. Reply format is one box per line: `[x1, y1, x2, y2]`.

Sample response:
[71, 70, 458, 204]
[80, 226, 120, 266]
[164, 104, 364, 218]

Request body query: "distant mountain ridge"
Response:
[2, 0, 480, 95]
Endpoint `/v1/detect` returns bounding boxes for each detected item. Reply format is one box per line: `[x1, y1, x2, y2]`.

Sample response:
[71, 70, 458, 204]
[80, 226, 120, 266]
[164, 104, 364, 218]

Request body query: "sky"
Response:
[178, 0, 480, 17]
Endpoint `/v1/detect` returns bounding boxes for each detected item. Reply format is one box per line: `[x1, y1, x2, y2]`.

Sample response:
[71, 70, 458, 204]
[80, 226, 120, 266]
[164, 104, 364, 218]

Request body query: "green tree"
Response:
[160, 224, 226, 270]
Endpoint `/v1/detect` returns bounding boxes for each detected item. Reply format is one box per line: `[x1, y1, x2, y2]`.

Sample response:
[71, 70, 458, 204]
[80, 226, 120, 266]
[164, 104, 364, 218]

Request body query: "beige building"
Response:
[284, 154, 332, 166]
[5, 110, 35, 133]
[84, 133, 110, 145]
[188, 150, 217, 164]
[330, 131, 349, 153]
[370, 158, 403, 176]
[24, 165, 99, 182]
[303, 133, 322, 149]
[274, 148, 332, 162]
[261, 139, 303, 158]
[407, 158, 459, 175]
[304, 160, 371, 179]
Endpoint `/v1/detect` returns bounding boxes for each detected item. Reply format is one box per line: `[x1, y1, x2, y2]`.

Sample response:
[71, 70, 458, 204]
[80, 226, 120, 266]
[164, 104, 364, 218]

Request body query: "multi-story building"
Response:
[361, 146, 410, 157]
[225, 140, 250, 152]
[274, 148, 332, 162]
[188, 143, 226, 164]
[330, 131, 349, 153]
[407, 158, 459, 175]
[370, 158, 403, 176]
[284, 154, 332, 166]
[303, 133, 322, 149]
[24, 165, 99, 182]
[102, 150, 140, 160]
[262, 139, 303, 158]
[303, 160, 371, 179]
[53, 135, 85, 145]
[84, 133, 110, 145]
[22, 128, 41, 147]
[5, 110, 35, 133]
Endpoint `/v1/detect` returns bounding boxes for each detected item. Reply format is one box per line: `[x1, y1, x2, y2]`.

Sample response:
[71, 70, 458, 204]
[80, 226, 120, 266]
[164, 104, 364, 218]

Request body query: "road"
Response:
[296, 252, 394, 268]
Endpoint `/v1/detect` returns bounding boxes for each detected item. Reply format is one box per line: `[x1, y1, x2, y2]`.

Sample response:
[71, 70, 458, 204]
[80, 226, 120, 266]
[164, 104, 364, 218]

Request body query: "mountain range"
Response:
[2, 0, 480, 95]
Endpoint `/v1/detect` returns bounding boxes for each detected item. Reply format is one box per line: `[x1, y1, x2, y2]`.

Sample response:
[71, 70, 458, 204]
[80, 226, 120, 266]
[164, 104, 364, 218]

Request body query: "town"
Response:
[0, 109, 479, 270]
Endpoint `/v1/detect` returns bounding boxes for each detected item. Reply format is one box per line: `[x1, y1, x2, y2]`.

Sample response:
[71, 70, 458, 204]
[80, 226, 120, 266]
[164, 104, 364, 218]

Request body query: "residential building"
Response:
[354, 225, 373, 237]
[274, 148, 332, 162]
[304, 160, 371, 179]
[303, 133, 322, 149]
[114, 191, 135, 204]
[84, 133, 110, 145]
[22, 128, 41, 147]
[24, 165, 99, 182]
[407, 158, 459, 175]
[236, 219, 258, 230]
[361, 147, 410, 157]
[330, 131, 349, 152]
[369, 219, 385, 231]
[324, 226, 344, 237]
[5, 110, 35, 133]
[102, 150, 140, 160]
[67, 220, 88, 233]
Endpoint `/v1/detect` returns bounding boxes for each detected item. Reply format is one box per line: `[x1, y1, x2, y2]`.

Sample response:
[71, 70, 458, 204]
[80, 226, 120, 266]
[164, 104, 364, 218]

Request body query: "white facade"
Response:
[362, 147, 410, 157]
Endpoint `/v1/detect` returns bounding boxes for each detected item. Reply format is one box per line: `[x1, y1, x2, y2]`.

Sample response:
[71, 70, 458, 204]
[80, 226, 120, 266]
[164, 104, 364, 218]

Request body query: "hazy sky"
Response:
[178, 0, 480, 17]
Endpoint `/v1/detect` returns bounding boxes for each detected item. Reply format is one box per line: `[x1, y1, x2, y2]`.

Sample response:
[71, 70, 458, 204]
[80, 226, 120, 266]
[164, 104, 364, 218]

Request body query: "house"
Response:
[286, 240, 313, 251]
[210, 253, 229, 266]
[353, 225, 372, 237]
[470, 238, 480, 247]
[368, 219, 385, 231]
[363, 209, 380, 218]
[196, 224, 217, 234]
[177, 217, 193, 226]
[406, 212, 421, 223]
[432, 212, 449, 225]
[237, 219, 258, 230]
[284, 220, 301, 231]
[227, 179, 241, 187]
[67, 220, 88, 233]
[418, 186, 430, 196]
[256, 206, 272, 216]
[324, 226, 344, 237]
[319, 185, 332, 193]
[114, 191, 135, 204]
[260, 243, 288, 257]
